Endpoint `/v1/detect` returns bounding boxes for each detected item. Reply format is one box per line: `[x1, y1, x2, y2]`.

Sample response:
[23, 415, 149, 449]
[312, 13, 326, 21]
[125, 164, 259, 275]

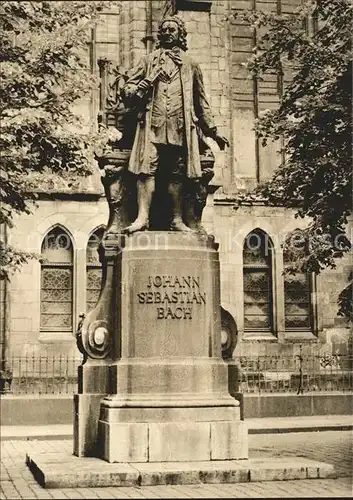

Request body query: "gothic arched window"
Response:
[283, 230, 313, 331]
[86, 227, 104, 313]
[40, 227, 73, 332]
[243, 229, 274, 332]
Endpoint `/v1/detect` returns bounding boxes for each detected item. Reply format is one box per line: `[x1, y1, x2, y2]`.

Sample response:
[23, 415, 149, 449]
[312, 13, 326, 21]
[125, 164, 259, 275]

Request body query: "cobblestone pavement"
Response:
[0, 431, 352, 499]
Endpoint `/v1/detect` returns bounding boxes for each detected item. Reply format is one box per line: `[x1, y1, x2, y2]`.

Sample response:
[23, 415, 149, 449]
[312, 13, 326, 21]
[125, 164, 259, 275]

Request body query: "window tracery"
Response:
[243, 230, 274, 332]
[40, 227, 73, 331]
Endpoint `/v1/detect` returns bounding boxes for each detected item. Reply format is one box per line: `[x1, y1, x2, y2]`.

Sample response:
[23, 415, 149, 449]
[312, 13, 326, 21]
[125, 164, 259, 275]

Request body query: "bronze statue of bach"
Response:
[121, 15, 229, 234]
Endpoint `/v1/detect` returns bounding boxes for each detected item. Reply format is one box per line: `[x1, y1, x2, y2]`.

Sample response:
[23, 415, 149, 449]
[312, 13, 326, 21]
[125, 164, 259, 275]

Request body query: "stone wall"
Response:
[210, 202, 352, 357]
[7, 198, 108, 357]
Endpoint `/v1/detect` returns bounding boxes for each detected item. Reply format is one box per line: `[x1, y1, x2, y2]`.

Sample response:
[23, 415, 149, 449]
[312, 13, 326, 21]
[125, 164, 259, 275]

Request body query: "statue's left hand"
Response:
[214, 135, 230, 151]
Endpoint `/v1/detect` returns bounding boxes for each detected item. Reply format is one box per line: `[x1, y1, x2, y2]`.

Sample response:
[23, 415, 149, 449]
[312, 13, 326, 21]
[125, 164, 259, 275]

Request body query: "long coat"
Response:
[123, 48, 216, 179]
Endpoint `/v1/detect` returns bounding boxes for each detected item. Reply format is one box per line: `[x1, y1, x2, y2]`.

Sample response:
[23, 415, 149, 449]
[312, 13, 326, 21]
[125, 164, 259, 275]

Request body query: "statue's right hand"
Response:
[137, 80, 150, 92]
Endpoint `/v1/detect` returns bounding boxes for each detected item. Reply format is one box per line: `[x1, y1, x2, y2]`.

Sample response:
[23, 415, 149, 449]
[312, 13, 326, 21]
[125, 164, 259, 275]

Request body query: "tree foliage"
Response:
[0, 241, 37, 281]
[0, 1, 119, 279]
[231, 0, 352, 317]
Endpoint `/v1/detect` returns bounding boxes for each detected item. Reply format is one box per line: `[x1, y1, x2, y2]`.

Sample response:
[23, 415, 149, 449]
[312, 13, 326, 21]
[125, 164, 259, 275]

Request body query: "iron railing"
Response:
[236, 350, 353, 394]
[1, 347, 352, 395]
[4, 354, 82, 395]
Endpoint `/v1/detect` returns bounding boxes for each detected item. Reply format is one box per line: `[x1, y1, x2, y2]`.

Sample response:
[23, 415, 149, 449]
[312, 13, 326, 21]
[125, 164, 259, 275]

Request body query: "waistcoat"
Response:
[150, 53, 185, 146]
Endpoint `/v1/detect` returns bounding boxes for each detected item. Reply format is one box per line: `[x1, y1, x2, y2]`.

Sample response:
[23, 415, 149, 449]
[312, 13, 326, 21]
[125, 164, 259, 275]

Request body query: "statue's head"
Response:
[156, 15, 188, 51]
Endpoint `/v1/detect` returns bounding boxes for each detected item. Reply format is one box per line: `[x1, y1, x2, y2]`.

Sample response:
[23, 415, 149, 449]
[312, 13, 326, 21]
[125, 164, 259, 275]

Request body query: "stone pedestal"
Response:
[74, 363, 115, 457]
[75, 231, 247, 462]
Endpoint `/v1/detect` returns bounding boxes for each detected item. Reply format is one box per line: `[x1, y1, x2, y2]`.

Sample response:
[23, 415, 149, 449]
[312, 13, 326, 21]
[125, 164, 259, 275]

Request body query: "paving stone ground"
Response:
[0, 431, 352, 499]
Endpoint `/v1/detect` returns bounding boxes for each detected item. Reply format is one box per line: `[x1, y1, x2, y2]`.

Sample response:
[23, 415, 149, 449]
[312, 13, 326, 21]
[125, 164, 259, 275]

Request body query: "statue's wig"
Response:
[156, 15, 188, 51]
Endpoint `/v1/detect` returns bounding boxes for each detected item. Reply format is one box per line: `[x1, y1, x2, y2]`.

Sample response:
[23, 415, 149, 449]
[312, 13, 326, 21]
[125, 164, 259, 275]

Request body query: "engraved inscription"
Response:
[137, 275, 206, 319]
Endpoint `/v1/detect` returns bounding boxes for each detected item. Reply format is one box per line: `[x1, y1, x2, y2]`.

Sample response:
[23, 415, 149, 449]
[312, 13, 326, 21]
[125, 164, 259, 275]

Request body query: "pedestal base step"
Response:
[26, 452, 336, 489]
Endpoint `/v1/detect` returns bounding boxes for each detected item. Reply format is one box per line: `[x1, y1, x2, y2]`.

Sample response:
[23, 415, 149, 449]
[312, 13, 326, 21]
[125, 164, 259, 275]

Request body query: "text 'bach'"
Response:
[137, 275, 207, 319]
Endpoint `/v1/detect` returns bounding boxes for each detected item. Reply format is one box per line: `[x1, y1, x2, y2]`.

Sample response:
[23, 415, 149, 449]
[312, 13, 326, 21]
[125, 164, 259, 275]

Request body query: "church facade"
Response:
[1, 0, 351, 376]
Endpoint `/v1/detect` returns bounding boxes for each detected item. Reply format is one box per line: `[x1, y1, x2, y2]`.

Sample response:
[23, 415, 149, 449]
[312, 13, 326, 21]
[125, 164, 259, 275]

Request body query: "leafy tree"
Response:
[230, 0, 352, 318]
[0, 1, 119, 280]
